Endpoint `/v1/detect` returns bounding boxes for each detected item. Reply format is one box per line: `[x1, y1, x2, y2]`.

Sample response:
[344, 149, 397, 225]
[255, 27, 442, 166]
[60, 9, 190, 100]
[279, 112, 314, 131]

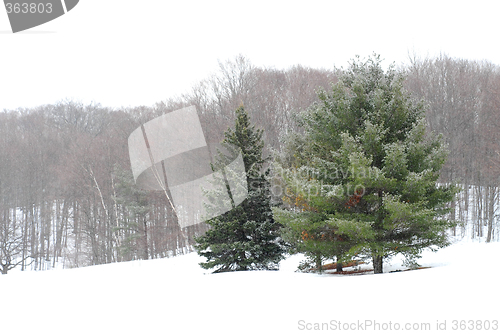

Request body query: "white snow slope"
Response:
[1, 239, 498, 334]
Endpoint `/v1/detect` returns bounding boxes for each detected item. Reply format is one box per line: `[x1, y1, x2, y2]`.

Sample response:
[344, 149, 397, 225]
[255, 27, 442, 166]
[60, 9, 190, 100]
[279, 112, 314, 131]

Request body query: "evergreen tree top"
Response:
[223, 106, 266, 175]
[300, 54, 425, 169]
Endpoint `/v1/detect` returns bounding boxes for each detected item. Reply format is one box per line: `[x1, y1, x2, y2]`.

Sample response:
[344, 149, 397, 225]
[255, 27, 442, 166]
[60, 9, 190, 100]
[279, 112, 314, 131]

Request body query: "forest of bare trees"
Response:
[1, 54, 499, 273]
[405, 55, 500, 242]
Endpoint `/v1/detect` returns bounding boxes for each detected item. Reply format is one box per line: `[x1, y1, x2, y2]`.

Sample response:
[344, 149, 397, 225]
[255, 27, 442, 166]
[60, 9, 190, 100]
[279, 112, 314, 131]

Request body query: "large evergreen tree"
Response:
[194, 106, 285, 273]
[274, 55, 458, 274]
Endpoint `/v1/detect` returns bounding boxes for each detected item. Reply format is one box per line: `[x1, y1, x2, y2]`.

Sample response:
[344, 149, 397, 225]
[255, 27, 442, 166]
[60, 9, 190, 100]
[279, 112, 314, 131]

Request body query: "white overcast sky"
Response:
[1, 0, 499, 111]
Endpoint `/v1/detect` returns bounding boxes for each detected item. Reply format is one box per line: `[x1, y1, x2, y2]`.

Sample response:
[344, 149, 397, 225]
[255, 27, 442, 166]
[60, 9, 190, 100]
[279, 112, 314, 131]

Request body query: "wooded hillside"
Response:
[1, 55, 499, 273]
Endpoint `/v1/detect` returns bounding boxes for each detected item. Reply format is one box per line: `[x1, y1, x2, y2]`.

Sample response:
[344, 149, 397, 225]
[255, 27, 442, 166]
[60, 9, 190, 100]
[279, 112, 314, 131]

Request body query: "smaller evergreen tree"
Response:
[195, 106, 285, 272]
[112, 164, 151, 261]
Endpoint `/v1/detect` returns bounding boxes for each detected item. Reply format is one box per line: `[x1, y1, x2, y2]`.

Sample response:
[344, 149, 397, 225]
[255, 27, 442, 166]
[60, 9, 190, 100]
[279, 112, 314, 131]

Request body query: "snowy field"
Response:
[1, 239, 498, 334]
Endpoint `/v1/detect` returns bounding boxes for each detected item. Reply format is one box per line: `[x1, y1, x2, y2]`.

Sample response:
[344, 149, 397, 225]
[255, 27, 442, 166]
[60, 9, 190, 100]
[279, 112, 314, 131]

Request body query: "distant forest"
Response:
[1, 54, 499, 273]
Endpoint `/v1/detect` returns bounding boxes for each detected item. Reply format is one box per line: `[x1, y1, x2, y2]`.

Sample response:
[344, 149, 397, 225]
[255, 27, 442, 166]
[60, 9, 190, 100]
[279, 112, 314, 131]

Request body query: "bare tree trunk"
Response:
[486, 186, 496, 242]
[143, 218, 149, 260]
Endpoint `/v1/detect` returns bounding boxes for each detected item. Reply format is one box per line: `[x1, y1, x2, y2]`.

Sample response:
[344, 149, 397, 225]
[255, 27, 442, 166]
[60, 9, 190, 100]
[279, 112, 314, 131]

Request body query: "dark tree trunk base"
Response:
[373, 255, 383, 274]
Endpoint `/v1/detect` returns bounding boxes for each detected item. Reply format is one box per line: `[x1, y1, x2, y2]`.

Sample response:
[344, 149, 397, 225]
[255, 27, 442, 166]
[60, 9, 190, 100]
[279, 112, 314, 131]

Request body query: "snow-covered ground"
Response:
[1, 239, 498, 334]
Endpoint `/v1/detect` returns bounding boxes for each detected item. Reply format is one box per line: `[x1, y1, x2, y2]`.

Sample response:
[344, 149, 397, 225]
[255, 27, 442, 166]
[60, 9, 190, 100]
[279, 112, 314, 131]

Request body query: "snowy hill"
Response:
[1, 239, 498, 334]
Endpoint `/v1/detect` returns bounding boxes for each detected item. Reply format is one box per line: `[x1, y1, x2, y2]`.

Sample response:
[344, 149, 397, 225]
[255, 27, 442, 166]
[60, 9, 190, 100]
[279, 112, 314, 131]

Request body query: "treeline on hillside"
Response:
[0, 54, 499, 273]
[0, 57, 334, 273]
[405, 55, 500, 240]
